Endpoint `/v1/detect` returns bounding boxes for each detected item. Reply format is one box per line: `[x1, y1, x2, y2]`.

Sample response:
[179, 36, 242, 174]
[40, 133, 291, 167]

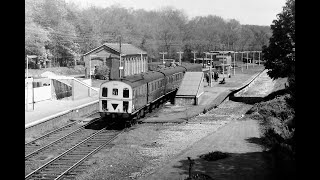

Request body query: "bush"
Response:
[95, 65, 110, 80]
[77, 61, 85, 66]
[248, 93, 295, 160]
[199, 151, 229, 161]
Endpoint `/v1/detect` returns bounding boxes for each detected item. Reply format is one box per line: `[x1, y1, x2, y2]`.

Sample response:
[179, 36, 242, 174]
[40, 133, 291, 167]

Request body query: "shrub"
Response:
[199, 151, 229, 161]
[95, 65, 110, 80]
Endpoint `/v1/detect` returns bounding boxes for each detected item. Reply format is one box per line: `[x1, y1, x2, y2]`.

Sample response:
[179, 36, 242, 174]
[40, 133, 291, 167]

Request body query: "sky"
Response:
[65, 0, 287, 26]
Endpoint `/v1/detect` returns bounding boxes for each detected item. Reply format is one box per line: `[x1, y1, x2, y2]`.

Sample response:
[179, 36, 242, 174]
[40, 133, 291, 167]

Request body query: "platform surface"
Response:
[25, 95, 98, 126]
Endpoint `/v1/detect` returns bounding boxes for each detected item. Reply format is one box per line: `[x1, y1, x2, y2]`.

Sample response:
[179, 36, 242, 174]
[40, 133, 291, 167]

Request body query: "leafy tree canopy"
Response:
[263, 0, 295, 80]
[25, 0, 272, 66]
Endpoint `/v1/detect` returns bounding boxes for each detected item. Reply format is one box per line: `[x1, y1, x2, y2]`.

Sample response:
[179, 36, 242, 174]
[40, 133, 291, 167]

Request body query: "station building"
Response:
[83, 43, 148, 79]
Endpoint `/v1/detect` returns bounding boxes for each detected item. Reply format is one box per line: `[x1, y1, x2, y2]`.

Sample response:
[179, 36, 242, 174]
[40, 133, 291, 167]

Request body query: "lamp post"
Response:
[26, 55, 37, 111]
[246, 51, 249, 69]
[252, 51, 255, 67]
[159, 52, 167, 65]
[233, 52, 236, 75]
[26, 56, 28, 79]
[177, 51, 183, 65]
[89, 54, 98, 97]
[26, 55, 37, 79]
[258, 51, 261, 66]
[204, 52, 214, 87]
[191, 51, 197, 64]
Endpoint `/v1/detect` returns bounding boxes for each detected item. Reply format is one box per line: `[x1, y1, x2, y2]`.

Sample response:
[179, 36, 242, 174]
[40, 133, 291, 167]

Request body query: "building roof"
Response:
[83, 43, 147, 56]
[104, 43, 147, 55]
[176, 72, 204, 96]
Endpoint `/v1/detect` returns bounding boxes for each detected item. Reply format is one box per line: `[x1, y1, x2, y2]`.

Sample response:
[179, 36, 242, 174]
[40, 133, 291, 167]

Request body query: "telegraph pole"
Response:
[159, 52, 167, 65]
[177, 51, 183, 65]
[191, 51, 197, 64]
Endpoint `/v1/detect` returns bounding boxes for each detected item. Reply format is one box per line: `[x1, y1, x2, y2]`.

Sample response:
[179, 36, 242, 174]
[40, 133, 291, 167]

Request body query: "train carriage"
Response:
[157, 66, 185, 94]
[99, 71, 164, 119]
[99, 63, 203, 122]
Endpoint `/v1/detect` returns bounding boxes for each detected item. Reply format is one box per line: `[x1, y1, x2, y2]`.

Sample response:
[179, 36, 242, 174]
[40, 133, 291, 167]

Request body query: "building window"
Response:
[112, 88, 118, 95]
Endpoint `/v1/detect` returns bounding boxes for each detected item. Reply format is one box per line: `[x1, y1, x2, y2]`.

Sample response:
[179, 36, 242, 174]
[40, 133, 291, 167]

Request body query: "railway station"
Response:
[25, 53, 264, 128]
[25, 44, 266, 180]
[25, 0, 295, 178]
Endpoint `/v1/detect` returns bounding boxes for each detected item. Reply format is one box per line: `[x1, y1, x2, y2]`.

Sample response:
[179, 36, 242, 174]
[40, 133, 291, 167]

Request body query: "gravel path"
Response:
[73, 69, 281, 180]
[141, 70, 278, 180]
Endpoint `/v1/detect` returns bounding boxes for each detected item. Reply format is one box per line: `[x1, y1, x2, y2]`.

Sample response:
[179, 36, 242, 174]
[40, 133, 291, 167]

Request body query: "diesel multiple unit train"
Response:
[99, 63, 202, 122]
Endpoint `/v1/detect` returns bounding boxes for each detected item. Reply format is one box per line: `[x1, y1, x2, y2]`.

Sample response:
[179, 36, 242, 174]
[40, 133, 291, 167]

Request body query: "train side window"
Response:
[102, 87, 108, 97]
[123, 88, 129, 98]
[112, 88, 118, 95]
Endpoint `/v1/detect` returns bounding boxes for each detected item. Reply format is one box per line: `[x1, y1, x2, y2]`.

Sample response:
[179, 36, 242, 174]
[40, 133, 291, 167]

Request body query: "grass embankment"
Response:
[246, 77, 295, 160]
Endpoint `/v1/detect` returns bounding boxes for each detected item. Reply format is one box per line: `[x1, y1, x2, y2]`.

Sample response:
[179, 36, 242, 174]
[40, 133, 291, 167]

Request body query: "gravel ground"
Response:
[72, 69, 280, 180]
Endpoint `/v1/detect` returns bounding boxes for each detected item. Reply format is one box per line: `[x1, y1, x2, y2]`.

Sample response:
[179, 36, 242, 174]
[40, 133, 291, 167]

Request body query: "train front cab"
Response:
[99, 81, 133, 119]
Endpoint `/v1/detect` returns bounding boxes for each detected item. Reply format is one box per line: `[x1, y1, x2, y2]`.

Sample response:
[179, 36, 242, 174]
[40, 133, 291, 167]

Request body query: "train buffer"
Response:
[175, 72, 204, 105]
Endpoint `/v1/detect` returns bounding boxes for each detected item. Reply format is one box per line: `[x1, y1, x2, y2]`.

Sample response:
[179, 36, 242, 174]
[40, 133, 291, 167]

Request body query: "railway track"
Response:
[25, 115, 101, 159]
[25, 128, 123, 180]
[25, 115, 107, 176]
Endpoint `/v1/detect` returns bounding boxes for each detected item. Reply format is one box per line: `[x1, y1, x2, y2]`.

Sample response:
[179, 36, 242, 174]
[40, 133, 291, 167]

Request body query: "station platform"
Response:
[142, 68, 265, 123]
[25, 95, 99, 127]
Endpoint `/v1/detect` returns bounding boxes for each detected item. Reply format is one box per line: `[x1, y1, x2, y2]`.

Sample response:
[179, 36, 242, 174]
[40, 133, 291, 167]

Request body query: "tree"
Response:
[263, 0, 295, 80]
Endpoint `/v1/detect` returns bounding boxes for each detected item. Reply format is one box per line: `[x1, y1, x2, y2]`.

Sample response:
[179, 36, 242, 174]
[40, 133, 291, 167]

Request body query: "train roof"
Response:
[180, 63, 202, 70]
[119, 71, 164, 87]
[156, 66, 186, 76]
[102, 64, 201, 88]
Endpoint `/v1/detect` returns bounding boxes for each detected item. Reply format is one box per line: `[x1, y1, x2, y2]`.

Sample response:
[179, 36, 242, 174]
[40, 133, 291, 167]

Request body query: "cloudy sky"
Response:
[65, 0, 287, 26]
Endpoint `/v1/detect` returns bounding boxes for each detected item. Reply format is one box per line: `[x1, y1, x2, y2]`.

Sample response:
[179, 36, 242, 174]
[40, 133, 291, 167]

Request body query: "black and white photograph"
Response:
[25, 0, 295, 179]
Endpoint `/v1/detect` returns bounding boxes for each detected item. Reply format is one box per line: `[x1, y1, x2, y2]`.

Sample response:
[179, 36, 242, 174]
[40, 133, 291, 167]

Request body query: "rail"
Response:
[25, 128, 123, 180]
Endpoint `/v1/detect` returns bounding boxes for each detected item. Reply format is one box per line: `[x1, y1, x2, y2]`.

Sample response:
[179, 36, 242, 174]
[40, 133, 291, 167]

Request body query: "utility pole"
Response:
[191, 51, 197, 64]
[177, 51, 183, 65]
[159, 52, 167, 65]
[119, 35, 123, 79]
